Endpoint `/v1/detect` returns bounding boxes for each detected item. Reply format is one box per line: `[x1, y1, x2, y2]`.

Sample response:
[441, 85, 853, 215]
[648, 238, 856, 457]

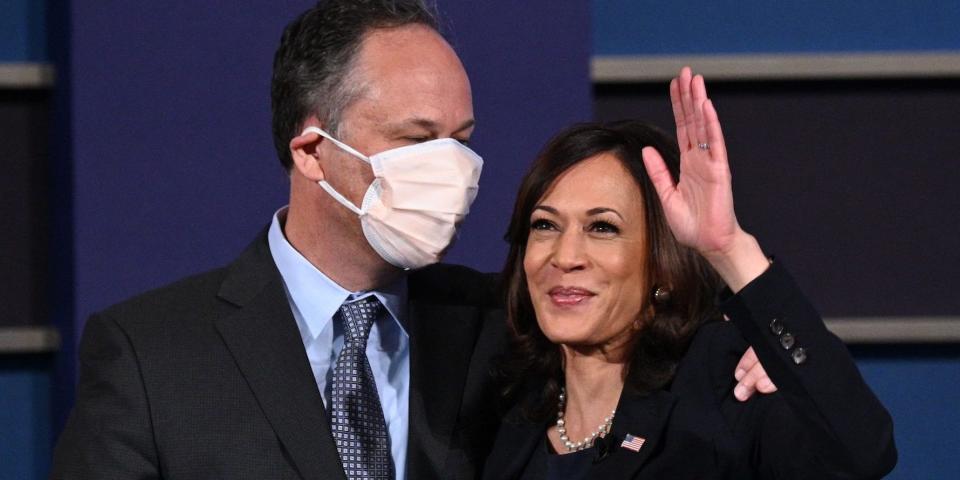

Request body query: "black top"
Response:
[520, 438, 598, 480]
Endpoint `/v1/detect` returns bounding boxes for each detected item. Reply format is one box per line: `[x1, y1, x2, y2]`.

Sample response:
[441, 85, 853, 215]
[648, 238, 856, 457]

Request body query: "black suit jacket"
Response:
[483, 262, 897, 480]
[51, 232, 507, 479]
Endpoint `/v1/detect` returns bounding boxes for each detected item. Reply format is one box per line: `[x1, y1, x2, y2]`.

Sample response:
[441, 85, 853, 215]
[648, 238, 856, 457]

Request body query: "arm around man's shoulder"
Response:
[408, 263, 503, 308]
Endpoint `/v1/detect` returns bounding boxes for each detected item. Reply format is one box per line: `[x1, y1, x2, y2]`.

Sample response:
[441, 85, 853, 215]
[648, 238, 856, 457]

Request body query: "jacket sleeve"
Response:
[719, 260, 897, 479]
[50, 313, 161, 479]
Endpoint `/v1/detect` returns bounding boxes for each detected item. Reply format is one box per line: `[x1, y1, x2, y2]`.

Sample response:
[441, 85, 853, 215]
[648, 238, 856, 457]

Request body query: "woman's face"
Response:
[524, 152, 649, 354]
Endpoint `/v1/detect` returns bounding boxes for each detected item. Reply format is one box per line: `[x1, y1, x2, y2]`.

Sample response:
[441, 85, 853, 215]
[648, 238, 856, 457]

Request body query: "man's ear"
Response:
[290, 124, 326, 181]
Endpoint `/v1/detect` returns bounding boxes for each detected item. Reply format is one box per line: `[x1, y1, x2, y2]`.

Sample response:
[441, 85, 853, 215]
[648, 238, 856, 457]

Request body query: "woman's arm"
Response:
[720, 260, 897, 478]
[641, 67, 896, 478]
[642, 68, 776, 401]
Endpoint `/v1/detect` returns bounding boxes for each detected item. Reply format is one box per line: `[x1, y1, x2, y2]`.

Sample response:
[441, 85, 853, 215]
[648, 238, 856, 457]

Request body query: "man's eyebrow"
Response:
[452, 118, 475, 134]
[383, 117, 476, 135]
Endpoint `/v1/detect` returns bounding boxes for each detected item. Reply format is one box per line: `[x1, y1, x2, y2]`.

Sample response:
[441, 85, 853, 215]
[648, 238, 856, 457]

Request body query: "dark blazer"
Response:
[51, 232, 508, 480]
[483, 262, 897, 480]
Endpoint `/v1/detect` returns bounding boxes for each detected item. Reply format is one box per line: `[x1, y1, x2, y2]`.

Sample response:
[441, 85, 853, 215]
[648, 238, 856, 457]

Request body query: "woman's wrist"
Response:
[703, 229, 770, 293]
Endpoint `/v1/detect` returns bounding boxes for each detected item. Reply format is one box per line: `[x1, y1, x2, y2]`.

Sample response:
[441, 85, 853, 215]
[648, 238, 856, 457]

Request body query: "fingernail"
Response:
[734, 368, 745, 381]
[734, 386, 746, 401]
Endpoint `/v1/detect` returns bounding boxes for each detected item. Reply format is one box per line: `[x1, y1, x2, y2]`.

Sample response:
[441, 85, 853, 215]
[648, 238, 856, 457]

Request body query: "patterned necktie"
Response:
[330, 296, 394, 480]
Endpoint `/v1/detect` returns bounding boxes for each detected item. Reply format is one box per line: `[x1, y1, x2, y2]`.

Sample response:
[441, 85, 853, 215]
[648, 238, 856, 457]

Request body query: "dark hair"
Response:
[271, 0, 439, 171]
[498, 120, 723, 421]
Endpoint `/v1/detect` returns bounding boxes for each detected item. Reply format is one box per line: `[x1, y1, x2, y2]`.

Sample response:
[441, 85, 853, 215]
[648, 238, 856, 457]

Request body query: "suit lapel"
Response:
[591, 388, 678, 479]
[214, 234, 346, 480]
[405, 299, 483, 477]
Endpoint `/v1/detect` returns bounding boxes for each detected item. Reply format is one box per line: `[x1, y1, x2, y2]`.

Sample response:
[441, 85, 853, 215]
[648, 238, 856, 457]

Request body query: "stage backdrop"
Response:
[60, 0, 591, 432]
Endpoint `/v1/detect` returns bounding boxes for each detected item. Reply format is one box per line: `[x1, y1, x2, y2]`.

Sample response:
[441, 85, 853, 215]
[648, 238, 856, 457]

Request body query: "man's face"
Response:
[318, 24, 475, 214]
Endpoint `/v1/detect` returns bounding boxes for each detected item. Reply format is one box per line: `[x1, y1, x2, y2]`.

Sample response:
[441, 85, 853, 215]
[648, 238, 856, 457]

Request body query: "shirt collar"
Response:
[267, 207, 408, 340]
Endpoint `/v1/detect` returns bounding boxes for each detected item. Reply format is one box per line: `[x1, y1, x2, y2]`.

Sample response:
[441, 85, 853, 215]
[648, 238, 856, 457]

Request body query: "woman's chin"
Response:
[540, 326, 607, 350]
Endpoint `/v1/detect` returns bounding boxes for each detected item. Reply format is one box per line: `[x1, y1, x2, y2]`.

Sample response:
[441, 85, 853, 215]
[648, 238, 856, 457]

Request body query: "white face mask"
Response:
[301, 126, 483, 270]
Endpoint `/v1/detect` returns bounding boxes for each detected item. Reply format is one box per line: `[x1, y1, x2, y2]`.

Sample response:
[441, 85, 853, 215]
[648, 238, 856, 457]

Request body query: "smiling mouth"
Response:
[548, 286, 596, 306]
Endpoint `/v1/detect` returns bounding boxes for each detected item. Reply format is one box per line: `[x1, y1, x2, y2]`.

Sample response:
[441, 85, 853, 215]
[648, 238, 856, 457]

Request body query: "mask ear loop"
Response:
[301, 126, 371, 216]
[301, 126, 370, 163]
[317, 180, 365, 216]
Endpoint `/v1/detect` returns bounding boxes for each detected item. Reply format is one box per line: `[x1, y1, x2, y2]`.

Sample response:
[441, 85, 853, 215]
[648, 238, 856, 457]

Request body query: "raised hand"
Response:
[643, 68, 778, 400]
[641, 67, 769, 293]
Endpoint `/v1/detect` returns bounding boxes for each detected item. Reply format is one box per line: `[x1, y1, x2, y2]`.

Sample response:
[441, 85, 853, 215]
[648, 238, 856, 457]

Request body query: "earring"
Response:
[652, 286, 671, 304]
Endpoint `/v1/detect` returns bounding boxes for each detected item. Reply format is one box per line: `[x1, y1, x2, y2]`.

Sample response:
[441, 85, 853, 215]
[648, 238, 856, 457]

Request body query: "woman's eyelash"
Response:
[529, 218, 620, 233]
[590, 220, 620, 234]
[530, 218, 555, 230]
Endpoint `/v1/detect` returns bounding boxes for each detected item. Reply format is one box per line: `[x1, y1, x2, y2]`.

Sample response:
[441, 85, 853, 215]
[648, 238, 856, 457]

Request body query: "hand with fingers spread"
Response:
[640, 67, 770, 293]
[641, 67, 778, 400]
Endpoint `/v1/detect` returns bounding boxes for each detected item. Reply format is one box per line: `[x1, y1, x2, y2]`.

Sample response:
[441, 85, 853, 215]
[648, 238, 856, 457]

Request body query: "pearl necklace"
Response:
[555, 387, 615, 452]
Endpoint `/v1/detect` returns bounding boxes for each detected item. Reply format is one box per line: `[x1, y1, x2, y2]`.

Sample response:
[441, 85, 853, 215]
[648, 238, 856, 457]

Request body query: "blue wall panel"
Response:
[854, 347, 960, 479]
[0, 0, 47, 61]
[0, 357, 52, 480]
[594, 0, 960, 55]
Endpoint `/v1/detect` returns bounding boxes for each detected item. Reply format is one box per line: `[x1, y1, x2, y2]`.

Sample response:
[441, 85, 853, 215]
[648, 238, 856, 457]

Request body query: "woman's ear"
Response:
[290, 124, 325, 181]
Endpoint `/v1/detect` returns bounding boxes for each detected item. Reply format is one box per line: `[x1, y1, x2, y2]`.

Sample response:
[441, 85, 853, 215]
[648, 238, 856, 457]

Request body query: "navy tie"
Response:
[330, 296, 394, 479]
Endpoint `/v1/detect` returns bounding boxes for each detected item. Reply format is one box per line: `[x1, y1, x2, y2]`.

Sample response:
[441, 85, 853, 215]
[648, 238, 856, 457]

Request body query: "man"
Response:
[53, 2, 501, 479]
[51, 1, 773, 479]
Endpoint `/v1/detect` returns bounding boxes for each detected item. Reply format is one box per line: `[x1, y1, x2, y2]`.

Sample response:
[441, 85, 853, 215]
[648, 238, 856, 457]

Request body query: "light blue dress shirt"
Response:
[268, 208, 410, 480]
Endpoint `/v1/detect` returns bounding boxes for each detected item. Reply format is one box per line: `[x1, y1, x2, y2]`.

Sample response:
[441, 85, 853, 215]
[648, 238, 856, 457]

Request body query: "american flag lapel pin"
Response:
[620, 433, 646, 452]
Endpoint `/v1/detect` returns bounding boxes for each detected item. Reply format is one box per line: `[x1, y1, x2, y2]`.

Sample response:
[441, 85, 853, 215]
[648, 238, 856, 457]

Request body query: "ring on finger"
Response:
[697, 142, 710, 150]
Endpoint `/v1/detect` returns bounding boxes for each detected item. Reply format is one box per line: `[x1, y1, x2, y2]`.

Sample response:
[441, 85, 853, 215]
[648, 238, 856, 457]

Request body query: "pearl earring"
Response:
[653, 286, 671, 304]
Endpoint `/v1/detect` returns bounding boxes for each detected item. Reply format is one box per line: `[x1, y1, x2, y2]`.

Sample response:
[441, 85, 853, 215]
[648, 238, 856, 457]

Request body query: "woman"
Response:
[483, 68, 896, 479]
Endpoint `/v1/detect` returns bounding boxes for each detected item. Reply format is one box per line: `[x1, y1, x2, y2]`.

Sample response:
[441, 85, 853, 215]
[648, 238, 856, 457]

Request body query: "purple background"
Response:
[67, 0, 591, 341]
[51, 3, 593, 451]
